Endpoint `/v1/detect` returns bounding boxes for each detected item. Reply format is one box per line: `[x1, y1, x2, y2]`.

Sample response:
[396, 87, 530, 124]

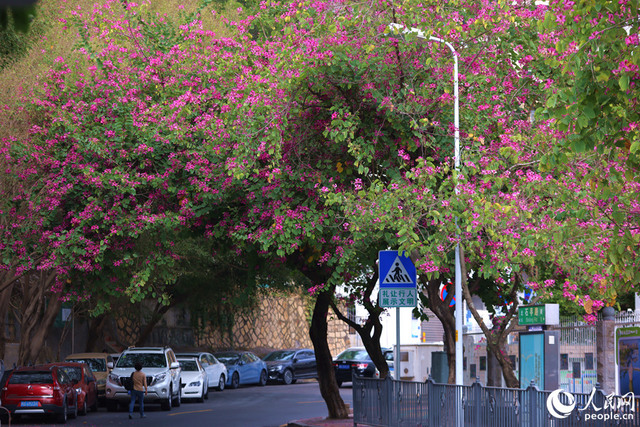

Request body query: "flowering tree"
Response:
[532, 0, 640, 313]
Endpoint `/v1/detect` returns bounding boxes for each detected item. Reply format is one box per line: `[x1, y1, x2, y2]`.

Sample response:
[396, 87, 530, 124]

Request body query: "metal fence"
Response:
[353, 375, 640, 427]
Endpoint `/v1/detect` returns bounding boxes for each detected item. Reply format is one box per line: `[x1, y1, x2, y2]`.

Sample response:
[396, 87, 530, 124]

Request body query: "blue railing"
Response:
[353, 375, 640, 427]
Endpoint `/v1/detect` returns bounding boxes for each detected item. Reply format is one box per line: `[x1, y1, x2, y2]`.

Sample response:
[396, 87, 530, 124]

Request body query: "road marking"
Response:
[168, 409, 214, 416]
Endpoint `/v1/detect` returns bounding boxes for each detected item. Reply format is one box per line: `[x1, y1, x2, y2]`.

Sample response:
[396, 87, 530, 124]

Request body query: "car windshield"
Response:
[67, 358, 106, 372]
[59, 367, 82, 382]
[263, 351, 295, 361]
[116, 353, 167, 368]
[214, 353, 240, 364]
[336, 349, 370, 361]
[9, 371, 53, 384]
[178, 360, 199, 371]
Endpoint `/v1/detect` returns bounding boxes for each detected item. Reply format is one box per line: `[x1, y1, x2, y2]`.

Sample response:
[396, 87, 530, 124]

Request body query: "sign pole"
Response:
[378, 250, 417, 382]
[396, 307, 400, 380]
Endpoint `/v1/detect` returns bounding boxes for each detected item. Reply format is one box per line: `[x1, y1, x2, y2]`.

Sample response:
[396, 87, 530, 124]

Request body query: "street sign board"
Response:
[518, 304, 560, 326]
[379, 250, 417, 308]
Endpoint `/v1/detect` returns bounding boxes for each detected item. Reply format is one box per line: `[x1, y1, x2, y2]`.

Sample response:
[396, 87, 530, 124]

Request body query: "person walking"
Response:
[129, 362, 148, 419]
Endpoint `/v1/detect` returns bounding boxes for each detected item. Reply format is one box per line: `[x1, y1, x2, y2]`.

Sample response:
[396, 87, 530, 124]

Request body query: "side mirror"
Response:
[107, 362, 114, 369]
[181, 382, 186, 388]
[293, 358, 298, 364]
[238, 360, 245, 366]
[170, 362, 180, 369]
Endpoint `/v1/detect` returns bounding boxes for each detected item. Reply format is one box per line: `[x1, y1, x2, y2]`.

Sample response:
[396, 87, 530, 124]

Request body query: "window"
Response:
[10, 371, 53, 385]
[480, 356, 486, 371]
[560, 354, 569, 370]
[59, 367, 82, 382]
[470, 364, 476, 379]
[585, 353, 594, 370]
[67, 358, 106, 372]
[200, 355, 210, 367]
[207, 355, 218, 365]
[508, 355, 516, 370]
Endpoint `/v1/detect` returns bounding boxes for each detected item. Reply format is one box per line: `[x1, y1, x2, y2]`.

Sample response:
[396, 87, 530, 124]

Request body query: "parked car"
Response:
[213, 351, 267, 389]
[0, 364, 78, 423]
[263, 348, 317, 385]
[177, 358, 208, 402]
[46, 362, 98, 415]
[333, 347, 392, 387]
[175, 352, 227, 391]
[64, 352, 114, 404]
[105, 346, 182, 411]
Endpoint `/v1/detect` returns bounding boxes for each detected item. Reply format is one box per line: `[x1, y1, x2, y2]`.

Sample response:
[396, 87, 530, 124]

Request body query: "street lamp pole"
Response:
[387, 23, 462, 388]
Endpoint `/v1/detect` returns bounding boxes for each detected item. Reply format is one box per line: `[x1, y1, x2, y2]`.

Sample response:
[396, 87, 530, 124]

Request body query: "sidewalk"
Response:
[287, 415, 355, 427]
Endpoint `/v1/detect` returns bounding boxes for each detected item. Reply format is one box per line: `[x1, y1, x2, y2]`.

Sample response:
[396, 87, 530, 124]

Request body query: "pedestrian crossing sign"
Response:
[378, 250, 417, 308]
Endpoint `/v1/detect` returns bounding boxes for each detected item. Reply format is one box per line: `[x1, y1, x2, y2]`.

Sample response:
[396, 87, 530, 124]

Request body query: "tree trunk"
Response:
[310, 291, 348, 419]
[327, 268, 389, 379]
[458, 246, 520, 388]
[487, 346, 502, 387]
[0, 279, 15, 360]
[17, 271, 62, 365]
[85, 313, 107, 352]
[425, 279, 456, 383]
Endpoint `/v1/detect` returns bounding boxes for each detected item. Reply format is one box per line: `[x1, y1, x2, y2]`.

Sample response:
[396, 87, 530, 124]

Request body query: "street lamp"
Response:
[386, 23, 463, 388]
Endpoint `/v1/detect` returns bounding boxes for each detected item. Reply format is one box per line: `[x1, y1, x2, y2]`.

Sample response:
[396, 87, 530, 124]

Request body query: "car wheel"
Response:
[106, 399, 118, 412]
[216, 374, 225, 391]
[57, 399, 68, 424]
[230, 372, 239, 389]
[161, 389, 172, 411]
[80, 399, 88, 416]
[282, 369, 294, 385]
[259, 370, 267, 386]
[173, 385, 181, 407]
[69, 397, 78, 419]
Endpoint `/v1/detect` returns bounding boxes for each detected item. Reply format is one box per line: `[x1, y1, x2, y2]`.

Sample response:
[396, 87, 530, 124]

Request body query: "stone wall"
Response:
[197, 291, 351, 357]
[110, 291, 351, 358]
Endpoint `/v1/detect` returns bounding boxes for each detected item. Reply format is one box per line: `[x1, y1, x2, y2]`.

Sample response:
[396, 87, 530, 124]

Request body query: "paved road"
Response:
[4, 381, 354, 427]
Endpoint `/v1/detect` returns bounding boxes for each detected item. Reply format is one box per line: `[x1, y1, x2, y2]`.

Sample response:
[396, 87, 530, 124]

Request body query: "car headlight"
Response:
[108, 373, 119, 382]
[154, 372, 168, 383]
[273, 365, 283, 371]
[75, 387, 82, 394]
[188, 381, 201, 387]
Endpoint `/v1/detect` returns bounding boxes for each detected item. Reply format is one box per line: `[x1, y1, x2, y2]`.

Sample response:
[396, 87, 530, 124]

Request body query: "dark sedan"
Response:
[333, 347, 390, 387]
[263, 349, 316, 385]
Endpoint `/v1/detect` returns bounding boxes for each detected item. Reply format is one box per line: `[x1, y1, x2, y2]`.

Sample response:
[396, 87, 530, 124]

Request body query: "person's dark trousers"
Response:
[129, 390, 145, 418]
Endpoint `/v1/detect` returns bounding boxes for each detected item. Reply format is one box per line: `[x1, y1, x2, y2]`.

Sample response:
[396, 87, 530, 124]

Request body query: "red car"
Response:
[0, 364, 78, 423]
[46, 362, 99, 415]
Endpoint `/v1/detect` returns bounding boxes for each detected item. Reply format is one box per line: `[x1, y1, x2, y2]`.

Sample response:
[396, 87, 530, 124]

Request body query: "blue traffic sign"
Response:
[379, 250, 417, 288]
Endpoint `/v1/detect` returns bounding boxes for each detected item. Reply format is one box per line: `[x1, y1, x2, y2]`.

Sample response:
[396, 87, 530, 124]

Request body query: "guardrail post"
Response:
[426, 375, 436, 426]
[526, 380, 539, 427]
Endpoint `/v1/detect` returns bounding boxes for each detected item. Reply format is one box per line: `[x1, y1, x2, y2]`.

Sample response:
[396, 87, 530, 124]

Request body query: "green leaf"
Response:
[619, 75, 630, 91]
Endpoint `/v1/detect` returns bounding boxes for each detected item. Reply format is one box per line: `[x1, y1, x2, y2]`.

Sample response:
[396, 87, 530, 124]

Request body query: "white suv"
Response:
[105, 347, 182, 411]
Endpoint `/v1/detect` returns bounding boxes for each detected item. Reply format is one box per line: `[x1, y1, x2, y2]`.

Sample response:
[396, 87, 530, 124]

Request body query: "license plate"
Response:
[338, 365, 350, 370]
[20, 401, 40, 407]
